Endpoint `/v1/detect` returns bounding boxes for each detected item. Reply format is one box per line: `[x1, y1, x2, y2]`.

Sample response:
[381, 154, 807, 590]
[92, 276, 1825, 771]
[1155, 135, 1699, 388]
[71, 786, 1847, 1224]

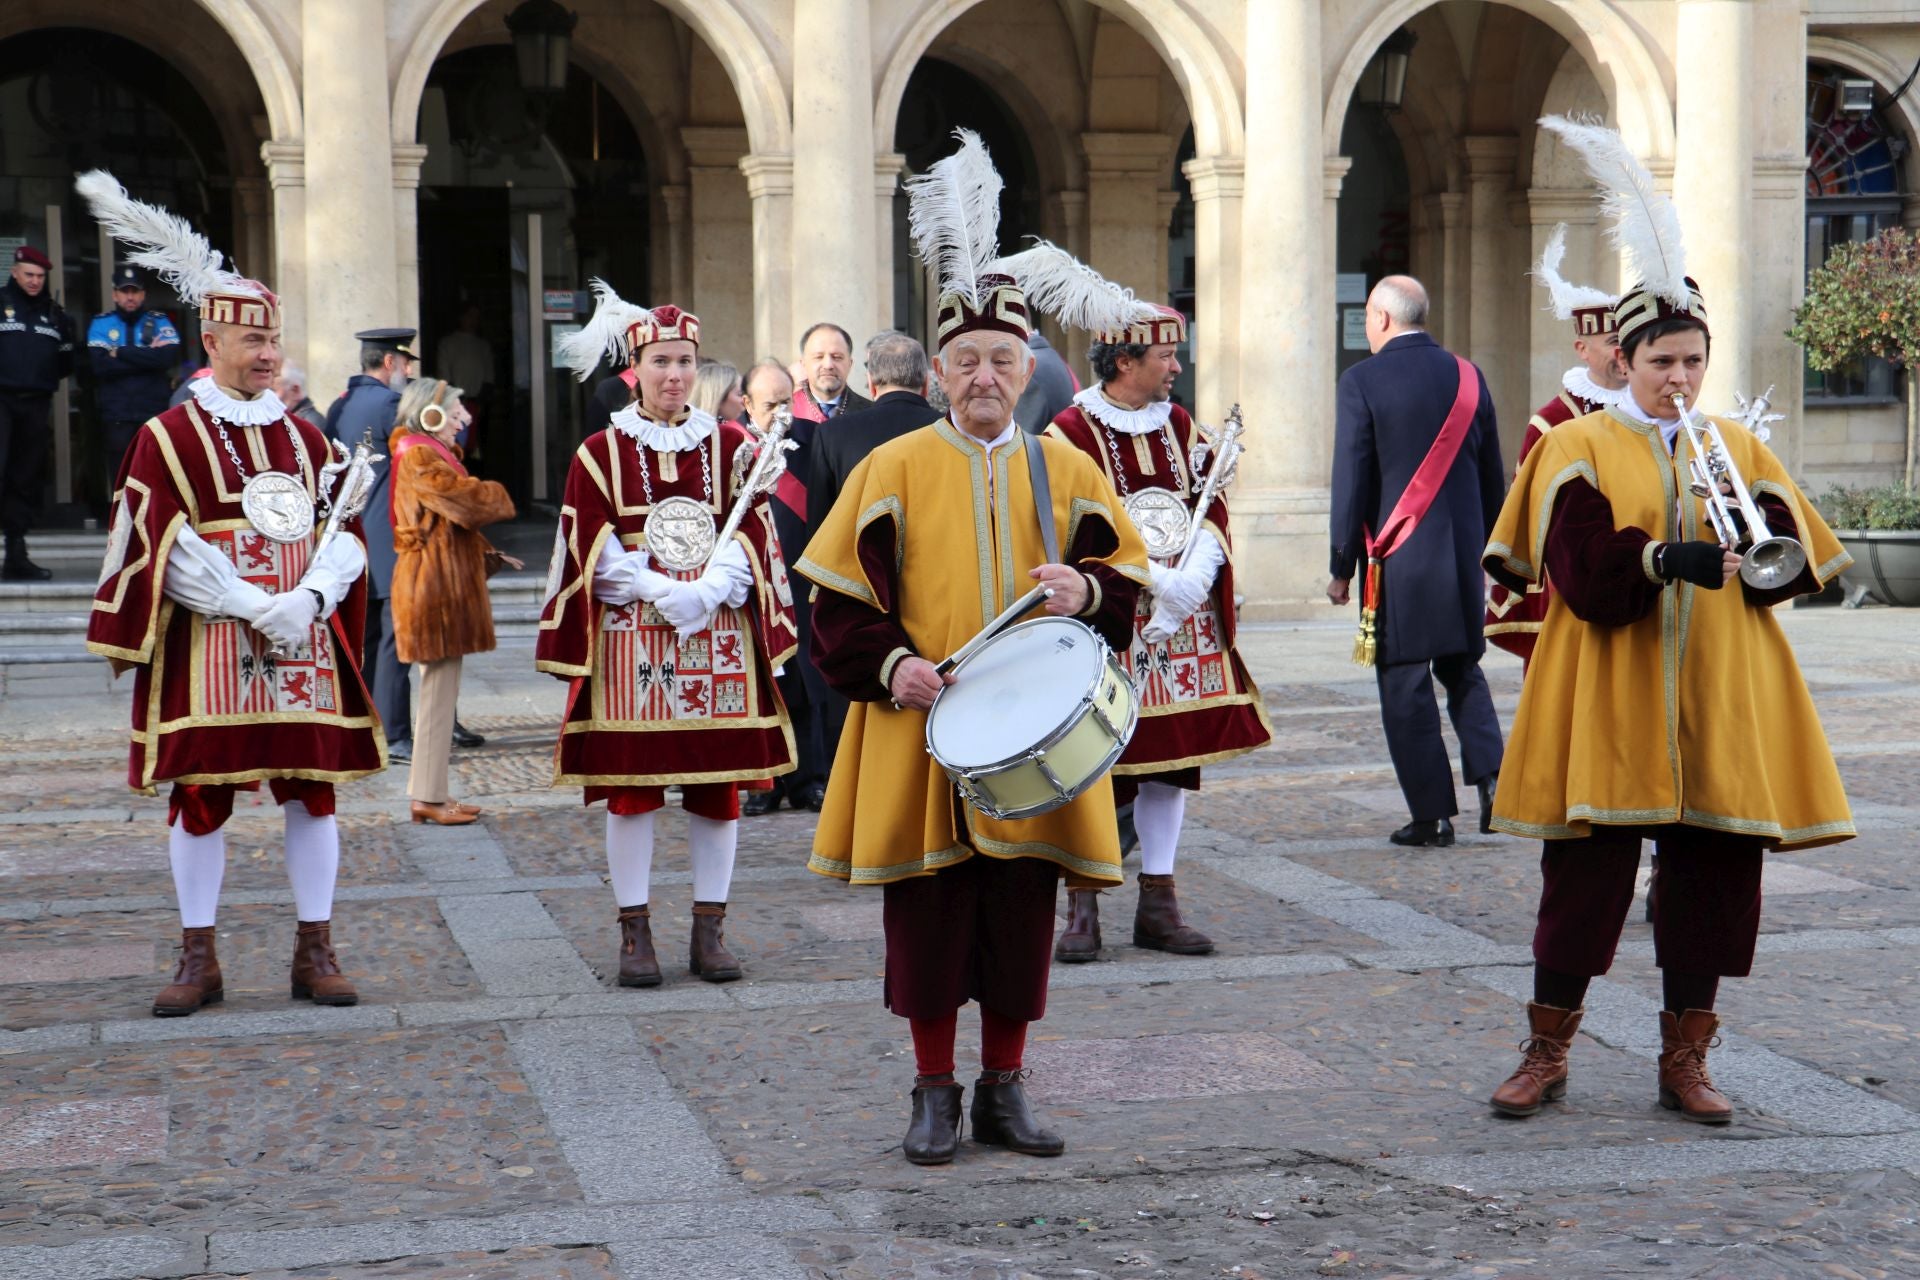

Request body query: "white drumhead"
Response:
[927, 617, 1104, 768]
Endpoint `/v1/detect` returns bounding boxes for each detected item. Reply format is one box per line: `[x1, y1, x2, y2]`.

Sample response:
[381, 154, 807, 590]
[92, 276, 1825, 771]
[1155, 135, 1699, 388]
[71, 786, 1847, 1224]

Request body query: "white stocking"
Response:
[1134, 782, 1187, 877]
[606, 811, 656, 907]
[282, 800, 341, 922]
[688, 815, 738, 903]
[168, 823, 226, 929]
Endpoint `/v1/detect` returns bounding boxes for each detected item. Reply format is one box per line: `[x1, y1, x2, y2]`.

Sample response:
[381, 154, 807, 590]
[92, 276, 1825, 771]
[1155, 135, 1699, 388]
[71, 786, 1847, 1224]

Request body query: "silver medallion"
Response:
[241, 471, 316, 544]
[643, 495, 717, 571]
[1123, 488, 1192, 562]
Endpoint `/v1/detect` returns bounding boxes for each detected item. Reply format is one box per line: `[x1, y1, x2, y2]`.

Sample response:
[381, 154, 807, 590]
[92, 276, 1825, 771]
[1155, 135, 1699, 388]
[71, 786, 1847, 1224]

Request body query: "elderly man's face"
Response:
[936, 333, 1034, 439]
[11, 263, 47, 296]
[203, 324, 283, 396]
[272, 372, 302, 403]
[744, 367, 793, 432]
[802, 327, 851, 400]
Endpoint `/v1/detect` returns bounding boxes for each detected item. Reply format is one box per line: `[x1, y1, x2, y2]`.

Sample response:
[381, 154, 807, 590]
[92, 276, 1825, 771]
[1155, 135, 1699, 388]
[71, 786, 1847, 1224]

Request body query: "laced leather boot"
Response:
[1658, 1009, 1733, 1124]
[903, 1080, 965, 1165]
[152, 926, 223, 1017]
[1054, 889, 1102, 963]
[1133, 873, 1214, 954]
[970, 1069, 1065, 1156]
[290, 920, 360, 1005]
[689, 901, 743, 982]
[1489, 1002, 1584, 1117]
[616, 905, 661, 988]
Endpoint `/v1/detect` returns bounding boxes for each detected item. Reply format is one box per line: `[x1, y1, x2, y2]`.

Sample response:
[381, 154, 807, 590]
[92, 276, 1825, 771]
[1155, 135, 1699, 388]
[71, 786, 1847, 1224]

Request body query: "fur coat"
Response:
[388, 427, 516, 664]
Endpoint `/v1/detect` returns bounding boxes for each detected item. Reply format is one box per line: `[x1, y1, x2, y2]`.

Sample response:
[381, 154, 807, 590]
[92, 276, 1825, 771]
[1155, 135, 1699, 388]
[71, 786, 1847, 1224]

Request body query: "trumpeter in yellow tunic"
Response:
[797, 417, 1152, 885]
[1484, 405, 1855, 851]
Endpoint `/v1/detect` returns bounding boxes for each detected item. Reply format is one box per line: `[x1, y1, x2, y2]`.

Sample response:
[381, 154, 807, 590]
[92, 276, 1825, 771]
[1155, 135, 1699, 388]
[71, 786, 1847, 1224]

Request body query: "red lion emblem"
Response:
[1197, 616, 1217, 648]
[239, 535, 275, 572]
[679, 679, 708, 712]
[714, 634, 743, 667]
[1174, 665, 1199, 697]
[281, 670, 314, 706]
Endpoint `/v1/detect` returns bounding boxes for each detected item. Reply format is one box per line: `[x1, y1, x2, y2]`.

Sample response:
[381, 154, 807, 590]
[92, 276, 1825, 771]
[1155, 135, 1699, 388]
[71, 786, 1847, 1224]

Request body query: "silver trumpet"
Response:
[269, 439, 384, 659]
[1672, 394, 1806, 590]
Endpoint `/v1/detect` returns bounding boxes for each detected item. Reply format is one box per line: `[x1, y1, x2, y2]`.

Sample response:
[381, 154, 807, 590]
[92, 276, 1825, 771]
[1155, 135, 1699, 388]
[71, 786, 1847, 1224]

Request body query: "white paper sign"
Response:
[1341, 307, 1370, 351]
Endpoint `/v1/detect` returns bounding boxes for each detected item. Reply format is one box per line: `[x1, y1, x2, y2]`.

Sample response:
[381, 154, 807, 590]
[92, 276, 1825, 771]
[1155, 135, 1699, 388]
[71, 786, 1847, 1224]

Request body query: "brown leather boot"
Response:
[1133, 874, 1214, 955]
[617, 904, 662, 988]
[153, 926, 223, 1017]
[689, 901, 742, 982]
[1659, 1009, 1733, 1124]
[1489, 1002, 1584, 1116]
[1054, 889, 1102, 963]
[290, 920, 360, 1006]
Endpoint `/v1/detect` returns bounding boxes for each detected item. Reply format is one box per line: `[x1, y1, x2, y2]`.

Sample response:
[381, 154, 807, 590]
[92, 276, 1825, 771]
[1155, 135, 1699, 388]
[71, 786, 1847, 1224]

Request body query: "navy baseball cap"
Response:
[111, 265, 144, 290]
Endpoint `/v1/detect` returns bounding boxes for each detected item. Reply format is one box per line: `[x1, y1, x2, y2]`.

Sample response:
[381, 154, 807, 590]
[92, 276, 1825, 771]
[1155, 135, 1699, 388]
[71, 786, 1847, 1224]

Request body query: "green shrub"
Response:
[1818, 484, 1920, 531]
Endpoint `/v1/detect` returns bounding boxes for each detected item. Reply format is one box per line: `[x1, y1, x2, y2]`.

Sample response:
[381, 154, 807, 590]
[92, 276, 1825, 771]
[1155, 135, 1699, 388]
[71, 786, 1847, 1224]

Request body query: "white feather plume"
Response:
[74, 170, 257, 305]
[1532, 223, 1616, 319]
[556, 277, 650, 382]
[904, 129, 1004, 307]
[991, 239, 1160, 334]
[1538, 115, 1690, 307]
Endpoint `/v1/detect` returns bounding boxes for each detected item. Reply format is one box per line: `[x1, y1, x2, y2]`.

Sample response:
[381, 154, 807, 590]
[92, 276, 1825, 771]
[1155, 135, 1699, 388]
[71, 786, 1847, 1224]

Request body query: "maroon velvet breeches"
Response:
[881, 854, 1060, 1022]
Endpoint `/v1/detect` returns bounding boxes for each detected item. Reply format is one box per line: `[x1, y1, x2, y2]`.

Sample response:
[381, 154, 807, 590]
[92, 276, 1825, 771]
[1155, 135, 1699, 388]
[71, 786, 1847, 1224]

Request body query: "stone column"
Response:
[684, 127, 753, 362]
[1464, 135, 1520, 429]
[261, 140, 308, 388]
[1429, 192, 1466, 348]
[791, 0, 876, 372]
[232, 176, 271, 286]
[1673, 0, 1755, 403]
[1180, 157, 1241, 446]
[1747, 0, 1807, 473]
[1040, 189, 1089, 361]
[1238, 0, 1328, 614]
[392, 143, 428, 339]
[740, 153, 794, 362]
[659, 184, 694, 306]
[1082, 132, 1178, 299]
[301, 0, 397, 406]
[874, 153, 905, 334]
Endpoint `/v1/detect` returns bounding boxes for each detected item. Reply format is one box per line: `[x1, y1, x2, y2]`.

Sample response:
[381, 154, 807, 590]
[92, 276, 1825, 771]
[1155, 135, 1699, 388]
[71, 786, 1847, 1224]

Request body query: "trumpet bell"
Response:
[1740, 536, 1807, 590]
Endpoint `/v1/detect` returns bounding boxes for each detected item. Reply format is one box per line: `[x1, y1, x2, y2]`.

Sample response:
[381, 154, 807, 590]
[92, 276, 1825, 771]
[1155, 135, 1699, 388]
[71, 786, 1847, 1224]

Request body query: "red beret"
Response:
[13, 246, 51, 270]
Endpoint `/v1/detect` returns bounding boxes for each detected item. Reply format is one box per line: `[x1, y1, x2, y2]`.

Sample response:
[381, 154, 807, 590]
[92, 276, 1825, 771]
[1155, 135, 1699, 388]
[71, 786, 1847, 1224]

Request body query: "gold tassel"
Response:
[1351, 559, 1380, 667]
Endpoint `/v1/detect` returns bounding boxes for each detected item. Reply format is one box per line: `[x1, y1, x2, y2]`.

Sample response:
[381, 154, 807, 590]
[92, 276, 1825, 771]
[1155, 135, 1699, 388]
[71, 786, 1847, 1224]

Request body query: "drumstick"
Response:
[935, 584, 1051, 676]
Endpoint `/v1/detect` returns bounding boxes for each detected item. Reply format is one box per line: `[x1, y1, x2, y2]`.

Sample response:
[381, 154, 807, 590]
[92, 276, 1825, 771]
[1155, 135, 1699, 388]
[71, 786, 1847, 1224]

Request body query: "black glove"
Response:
[1659, 540, 1730, 590]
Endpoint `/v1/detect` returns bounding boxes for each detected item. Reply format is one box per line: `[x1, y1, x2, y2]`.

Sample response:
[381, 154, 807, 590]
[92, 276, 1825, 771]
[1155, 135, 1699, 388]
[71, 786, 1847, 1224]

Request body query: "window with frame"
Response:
[1806, 63, 1908, 404]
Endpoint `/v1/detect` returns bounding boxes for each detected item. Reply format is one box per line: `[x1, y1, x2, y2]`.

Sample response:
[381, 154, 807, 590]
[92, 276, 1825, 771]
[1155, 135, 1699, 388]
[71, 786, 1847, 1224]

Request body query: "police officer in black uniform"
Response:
[0, 246, 76, 581]
[88, 265, 181, 485]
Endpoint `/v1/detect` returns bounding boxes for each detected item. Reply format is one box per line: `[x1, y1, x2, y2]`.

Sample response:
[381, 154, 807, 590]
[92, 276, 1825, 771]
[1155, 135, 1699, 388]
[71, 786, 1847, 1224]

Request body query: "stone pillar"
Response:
[1238, 0, 1328, 614]
[1041, 189, 1090, 363]
[1673, 0, 1755, 404]
[875, 153, 905, 335]
[232, 176, 271, 286]
[392, 143, 427, 339]
[659, 184, 694, 306]
[791, 0, 876, 373]
[301, 0, 397, 406]
[1323, 157, 1352, 274]
[1748, 0, 1808, 474]
[1464, 136, 1520, 430]
[261, 140, 308, 389]
[1430, 192, 1466, 348]
[1181, 157, 1241, 450]
[684, 128, 753, 363]
[1082, 132, 1177, 299]
[740, 153, 794, 362]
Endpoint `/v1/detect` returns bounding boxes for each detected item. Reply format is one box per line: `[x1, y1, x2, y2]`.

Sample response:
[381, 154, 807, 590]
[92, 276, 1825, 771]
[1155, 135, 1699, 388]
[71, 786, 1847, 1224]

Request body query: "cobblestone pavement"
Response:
[1, 607, 1917, 1279]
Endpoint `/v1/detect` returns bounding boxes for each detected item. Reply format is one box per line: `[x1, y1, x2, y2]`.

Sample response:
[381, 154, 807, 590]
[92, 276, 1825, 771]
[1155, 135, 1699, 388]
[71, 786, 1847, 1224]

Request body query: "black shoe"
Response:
[970, 1071, 1064, 1156]
[1389, 818, 1455, 847]
[802, 782, 827, 812]
[386, 739, 413, 764]
[1477, 774, 1499, 835]
[741, 789, 781, 817]
[1, 557, 52, 582]
[451, 721, 485, 749]
[903, 1081, 964, 1165]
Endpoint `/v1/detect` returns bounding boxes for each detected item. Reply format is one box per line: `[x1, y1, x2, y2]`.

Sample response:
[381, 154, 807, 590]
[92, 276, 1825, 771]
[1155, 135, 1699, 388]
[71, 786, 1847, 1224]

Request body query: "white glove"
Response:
[253, 588, 321, 652]
[593, 542, 675, 605]
[219, 579, 275, 624]
[1147, 561, 1210, 621]
[657, 540, 753, 639]
[298, 532, 367, 617]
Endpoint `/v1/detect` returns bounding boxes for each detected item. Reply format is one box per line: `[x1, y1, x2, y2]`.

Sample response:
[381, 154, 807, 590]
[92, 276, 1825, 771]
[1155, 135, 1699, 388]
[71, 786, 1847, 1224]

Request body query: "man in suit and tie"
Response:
[1328, 276, 1506, 847]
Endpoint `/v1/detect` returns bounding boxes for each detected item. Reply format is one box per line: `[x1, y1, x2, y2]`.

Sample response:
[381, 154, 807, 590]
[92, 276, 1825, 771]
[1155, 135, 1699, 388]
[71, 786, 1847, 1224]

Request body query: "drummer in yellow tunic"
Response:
[1481, 267, 1854, 1126]
[798, 134, 1149, 1168]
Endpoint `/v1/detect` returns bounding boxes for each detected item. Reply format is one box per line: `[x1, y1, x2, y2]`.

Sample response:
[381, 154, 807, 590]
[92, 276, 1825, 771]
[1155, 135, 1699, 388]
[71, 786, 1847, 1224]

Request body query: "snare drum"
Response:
[925, 616, 1138, 820]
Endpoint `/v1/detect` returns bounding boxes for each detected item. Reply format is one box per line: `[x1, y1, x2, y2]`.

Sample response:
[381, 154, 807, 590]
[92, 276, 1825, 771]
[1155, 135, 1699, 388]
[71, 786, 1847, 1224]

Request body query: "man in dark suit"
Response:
[1328, 276, 1506, 847]
[1014, 330, 1076, 434]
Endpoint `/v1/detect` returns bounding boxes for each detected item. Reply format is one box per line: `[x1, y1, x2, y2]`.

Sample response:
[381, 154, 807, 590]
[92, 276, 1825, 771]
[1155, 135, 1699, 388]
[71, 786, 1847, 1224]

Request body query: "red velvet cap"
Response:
[935, 275, 1030, 347]
[626, 303, 700, 354]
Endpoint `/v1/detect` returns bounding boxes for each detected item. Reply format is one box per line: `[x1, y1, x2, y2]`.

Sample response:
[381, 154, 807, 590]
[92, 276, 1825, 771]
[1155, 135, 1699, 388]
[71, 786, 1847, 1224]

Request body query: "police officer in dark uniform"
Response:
[327, 327, 417, 758]
[0, 246, 76, 580]
[88, 265, 180, 484]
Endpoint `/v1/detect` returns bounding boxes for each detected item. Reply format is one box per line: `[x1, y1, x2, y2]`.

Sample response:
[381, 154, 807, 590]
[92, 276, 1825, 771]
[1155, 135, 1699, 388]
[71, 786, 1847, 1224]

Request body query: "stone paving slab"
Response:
[0, 1096, 169, 1170]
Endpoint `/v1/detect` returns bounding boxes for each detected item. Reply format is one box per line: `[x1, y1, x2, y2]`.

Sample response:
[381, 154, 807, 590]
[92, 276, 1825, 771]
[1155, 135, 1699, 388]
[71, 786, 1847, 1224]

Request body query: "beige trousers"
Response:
[407, 656, 463, 803]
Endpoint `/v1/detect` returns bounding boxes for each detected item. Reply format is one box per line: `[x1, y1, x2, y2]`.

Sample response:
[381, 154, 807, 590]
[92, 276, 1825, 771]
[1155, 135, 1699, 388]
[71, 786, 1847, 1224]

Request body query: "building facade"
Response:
[3, 0, 1916, 613]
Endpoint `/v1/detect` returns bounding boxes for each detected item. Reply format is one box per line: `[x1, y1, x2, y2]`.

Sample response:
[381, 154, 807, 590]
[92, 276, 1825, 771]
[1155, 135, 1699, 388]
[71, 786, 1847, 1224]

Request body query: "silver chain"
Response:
[1100, 420, 1183, 500]
[632, 426, 713, 507]
[213, 417, 306, 484]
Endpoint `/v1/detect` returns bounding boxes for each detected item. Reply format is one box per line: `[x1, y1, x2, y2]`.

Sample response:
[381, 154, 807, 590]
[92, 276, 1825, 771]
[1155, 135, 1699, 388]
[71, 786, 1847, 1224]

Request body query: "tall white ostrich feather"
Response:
[1532, 223, 1617, 319]
[74, 170, 259, 304]
[904, 129, 1004, 308]
[556, 278, 651, 382]
[990, 239, 1161, 334]
[1538, 115, 1690, 307]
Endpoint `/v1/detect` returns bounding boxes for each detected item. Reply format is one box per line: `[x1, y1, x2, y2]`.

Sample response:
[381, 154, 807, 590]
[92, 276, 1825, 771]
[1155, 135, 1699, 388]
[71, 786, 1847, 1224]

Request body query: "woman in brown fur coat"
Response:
[389, 380, 516, 824]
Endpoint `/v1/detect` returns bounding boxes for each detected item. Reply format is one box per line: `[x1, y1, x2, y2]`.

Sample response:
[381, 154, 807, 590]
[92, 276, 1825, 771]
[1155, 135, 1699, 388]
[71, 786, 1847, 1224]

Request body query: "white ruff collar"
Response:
[1563, 366, 1627, 410]
[191, 377, 287, 427]
[610, 404, 718, 451]
[1074, 386, 1172, 436]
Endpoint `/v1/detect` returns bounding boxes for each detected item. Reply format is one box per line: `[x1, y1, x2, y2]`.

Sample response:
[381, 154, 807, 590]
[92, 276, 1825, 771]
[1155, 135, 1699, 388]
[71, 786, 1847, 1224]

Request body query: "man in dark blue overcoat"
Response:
[1328, 276, 1506, 846]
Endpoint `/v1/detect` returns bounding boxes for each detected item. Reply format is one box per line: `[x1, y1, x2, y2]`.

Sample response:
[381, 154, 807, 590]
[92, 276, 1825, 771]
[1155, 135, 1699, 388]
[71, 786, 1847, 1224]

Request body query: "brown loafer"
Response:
[411, 800, 478, 826]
